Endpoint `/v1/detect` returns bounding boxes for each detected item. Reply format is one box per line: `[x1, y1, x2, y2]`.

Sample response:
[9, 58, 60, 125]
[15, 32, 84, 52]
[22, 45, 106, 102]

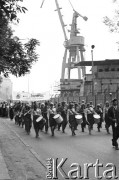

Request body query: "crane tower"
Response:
[54, 0, 87, 97]
[41, 0, 87, 98]
[61, 10, 87, 80]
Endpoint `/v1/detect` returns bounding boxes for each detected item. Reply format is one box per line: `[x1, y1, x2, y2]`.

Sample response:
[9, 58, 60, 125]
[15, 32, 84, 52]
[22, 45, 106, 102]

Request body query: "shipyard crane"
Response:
[40, 0, 88, 96]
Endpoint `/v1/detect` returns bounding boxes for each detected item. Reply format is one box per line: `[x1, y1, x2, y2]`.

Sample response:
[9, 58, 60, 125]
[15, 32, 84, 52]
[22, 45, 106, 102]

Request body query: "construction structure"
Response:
[40, 0, 88, 99]
[55, 0, 87, 98]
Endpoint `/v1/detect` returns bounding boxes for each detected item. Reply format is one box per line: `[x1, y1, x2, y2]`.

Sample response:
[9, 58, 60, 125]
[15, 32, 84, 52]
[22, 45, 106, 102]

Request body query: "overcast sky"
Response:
[10, 0, 119, 94]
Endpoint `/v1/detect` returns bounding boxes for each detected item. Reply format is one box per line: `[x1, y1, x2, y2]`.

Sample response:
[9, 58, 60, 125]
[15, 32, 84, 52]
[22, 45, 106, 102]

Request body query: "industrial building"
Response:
[76, 59, 119, 104]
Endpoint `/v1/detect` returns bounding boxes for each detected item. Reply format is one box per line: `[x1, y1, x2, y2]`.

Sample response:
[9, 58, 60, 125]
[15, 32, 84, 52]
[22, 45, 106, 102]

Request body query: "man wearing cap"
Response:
[89, 101, 94, 109]
[108, 98, 119, 150]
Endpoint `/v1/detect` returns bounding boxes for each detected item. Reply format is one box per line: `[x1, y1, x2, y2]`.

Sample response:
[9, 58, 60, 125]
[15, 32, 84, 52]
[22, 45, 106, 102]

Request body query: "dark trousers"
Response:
[43, 114, 49, 133]
[62, 120, 67, 132]
[50, 125, 57, 136]
[97, 118, 103, 130]
[58, 122, 62, 130]
[81, 113, 87, 131]
[81, 121, 86, 131]
[112, 123, 118, 147]
[45, 118, 48, 133]
[105, 115, 111, 130]
[2, 108, 6, 117]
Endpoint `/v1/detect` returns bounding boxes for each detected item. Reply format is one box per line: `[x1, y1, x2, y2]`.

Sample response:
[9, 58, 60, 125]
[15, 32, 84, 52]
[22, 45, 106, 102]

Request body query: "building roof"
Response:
[75, 59, 119, 66]
[58, 89, 80, 92]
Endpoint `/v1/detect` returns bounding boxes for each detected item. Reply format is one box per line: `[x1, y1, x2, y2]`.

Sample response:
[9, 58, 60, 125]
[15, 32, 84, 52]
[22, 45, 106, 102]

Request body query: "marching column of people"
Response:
[3, 98, 119, 150]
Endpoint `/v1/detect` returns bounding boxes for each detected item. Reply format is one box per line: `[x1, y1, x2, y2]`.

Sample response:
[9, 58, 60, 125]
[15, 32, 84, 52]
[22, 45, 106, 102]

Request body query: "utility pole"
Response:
[91, 45, 95, 96]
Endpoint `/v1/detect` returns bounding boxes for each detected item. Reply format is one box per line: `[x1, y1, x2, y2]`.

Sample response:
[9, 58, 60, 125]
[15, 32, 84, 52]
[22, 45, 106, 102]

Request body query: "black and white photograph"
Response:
[0, 0, 119, 179]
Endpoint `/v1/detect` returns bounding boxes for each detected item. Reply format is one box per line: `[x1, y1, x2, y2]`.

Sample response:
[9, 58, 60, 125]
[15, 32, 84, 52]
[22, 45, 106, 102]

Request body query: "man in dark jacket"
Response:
[60, 101, 67, 133]
[108, 98, 119, 150]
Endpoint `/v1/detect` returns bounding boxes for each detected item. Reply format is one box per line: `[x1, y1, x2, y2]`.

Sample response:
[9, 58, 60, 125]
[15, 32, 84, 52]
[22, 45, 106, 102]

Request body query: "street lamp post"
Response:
[109, 92, 112, 102]
[91, 45, 95, 96]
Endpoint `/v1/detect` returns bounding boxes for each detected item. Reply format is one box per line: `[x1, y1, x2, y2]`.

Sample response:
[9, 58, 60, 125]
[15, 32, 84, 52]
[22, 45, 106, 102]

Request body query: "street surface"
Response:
[0, 117, 119, 180]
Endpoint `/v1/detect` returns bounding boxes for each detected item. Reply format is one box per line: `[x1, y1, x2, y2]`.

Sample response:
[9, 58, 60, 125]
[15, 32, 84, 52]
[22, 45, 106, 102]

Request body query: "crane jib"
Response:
[40, 0, 88, 81]
[40, 0, 45, 8]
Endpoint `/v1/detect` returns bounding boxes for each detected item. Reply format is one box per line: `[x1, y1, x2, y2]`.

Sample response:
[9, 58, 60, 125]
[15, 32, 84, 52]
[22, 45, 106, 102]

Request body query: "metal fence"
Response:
[50, 91, 119, 106]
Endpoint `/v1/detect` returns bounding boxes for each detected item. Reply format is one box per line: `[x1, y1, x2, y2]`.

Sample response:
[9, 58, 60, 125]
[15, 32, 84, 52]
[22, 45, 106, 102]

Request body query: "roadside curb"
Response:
[30, 148, 46, 169]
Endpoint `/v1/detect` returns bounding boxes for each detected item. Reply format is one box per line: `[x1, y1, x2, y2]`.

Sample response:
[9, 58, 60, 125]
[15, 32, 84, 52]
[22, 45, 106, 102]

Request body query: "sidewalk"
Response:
[0, 149, 11, 180]
[0, 118, 46, 180]
[0, 118, 11, 180]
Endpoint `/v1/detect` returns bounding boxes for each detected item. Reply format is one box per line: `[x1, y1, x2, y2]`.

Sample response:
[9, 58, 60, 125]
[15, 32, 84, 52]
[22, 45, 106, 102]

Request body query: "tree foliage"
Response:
[0, 0, 40, 77]
[103, 0, 119, 33]
[0, 0, 27, 22]
[103, 0, 119, 51]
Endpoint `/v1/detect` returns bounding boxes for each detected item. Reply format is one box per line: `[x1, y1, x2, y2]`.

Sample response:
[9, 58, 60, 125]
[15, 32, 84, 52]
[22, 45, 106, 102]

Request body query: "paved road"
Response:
[3, 118, 119, 180]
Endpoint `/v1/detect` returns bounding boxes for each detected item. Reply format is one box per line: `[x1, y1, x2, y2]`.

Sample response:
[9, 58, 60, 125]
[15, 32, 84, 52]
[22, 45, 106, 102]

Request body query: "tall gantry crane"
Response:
[41, 0, 88, 96]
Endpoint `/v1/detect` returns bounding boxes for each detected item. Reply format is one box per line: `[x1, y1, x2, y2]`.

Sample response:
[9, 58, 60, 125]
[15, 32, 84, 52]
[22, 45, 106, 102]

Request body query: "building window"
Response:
[105, 68, 109, 72]
[111, 68, 115, 71]
[98, 69, 103, 72]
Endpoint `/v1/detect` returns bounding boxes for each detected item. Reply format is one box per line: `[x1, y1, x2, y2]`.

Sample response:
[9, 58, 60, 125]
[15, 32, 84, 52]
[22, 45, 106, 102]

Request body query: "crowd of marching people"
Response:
[0, 102, 10, 117]
[4, 98, 119, 150]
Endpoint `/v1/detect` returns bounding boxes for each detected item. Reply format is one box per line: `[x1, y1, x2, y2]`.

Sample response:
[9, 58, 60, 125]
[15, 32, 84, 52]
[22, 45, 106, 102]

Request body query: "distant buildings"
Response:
[56, 59, 119, 104]
[12, 91, 50, 102]
[77, 59, 119, 95]
[76, 59, 119, 103]
[0, 76, 12, 101]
